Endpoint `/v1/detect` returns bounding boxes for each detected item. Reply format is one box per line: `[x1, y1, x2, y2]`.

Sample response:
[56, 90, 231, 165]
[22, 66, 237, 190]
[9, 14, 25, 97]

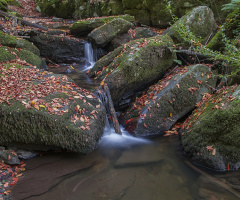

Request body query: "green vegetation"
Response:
[165, 0, 240, 84]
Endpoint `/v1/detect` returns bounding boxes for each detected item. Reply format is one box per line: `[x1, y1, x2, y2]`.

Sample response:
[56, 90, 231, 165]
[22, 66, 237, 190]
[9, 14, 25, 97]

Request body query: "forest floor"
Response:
[0, 1, 41, 199]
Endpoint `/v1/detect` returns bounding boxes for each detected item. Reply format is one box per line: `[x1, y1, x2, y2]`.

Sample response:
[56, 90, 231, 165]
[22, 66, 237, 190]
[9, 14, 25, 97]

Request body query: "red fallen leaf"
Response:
[8, 155, 11, 160]
[206, 145, 214, 151]
[69, 97, 74, 100]
[188, 87, 198, 94]
[214, 105, 220, 109]
[7, 168, 13, 173]
[197, 80, 203, 84]
[79, 126, 86, 130]
[226, 164, 230, 171]
[144, 123, 148, 128]
[126, 118, 134, 124]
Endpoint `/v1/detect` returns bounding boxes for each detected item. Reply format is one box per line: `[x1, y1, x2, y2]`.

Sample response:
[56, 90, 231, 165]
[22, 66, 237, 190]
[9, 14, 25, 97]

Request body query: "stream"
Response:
[12, 41, 240, 200]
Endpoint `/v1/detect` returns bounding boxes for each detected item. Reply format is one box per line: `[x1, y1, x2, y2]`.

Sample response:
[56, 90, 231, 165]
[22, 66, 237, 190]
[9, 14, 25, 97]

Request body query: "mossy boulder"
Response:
[207, 6, 240, 51]
[101, 0, 124, 16]
[88, 34, 176, 106]
[109, 27, 157, 50]
[121, 64, 217, 136]
[124, 9, 151, 26]
[0, 63, 106, 153]
[70, 14, 135, 37]
[88, 18, 134, 47]
[0, 31, 40, 56]
[35, 0, 75, 19]
[0, 0, 8, 12]
[164, 6, 217, 47]
[181, 85, 240, 171]
[0, 46, 46, 69]
[122, 0, 230, 27]
[28, 33, 85, 63]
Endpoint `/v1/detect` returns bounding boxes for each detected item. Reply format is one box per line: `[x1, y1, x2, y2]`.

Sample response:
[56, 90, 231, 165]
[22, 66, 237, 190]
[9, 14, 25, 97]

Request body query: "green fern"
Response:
[222, 0, 240, 11]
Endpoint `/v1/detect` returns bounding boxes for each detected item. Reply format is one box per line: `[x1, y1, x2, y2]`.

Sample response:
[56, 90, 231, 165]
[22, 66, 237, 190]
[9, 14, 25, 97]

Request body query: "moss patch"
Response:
[0, 31, 40, 56]
[181, 85, 240, 170]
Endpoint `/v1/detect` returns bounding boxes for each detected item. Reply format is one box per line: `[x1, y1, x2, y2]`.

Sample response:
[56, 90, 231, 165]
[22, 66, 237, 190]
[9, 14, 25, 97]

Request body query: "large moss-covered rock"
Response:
[0, 63, 106, 153]
[0, 0, 8, 12]
[109, 27, 157, 50]
[181, 85, 240, 171]
[28, 33, 85, 63]
[88, 18, 134, 47]
[101, 0, 124, 16]
[0, 31, 40, 56]
[88, 34, 176, 106]
[121, 64, 217, 136]
[70, 15, 135, 37]
[35, 0, 75, 19]
[0, 46, 46, 69]
[122, 0, 230, 27]
[207, 6, 240, 51]
[164, 6, 217, 47]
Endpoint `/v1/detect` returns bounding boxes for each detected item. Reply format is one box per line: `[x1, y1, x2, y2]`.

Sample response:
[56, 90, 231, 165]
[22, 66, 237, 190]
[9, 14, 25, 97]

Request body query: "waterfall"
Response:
[84, 41, 96, 70]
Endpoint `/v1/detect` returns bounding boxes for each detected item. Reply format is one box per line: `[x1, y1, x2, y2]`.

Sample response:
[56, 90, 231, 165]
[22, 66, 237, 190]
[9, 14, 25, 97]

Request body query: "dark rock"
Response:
[0, 150, 20, 165]
[28, 33, 85, 63]
[51, 17, 63, 22]
[122, 64, 217, 136]
[16, 149, 39, 160]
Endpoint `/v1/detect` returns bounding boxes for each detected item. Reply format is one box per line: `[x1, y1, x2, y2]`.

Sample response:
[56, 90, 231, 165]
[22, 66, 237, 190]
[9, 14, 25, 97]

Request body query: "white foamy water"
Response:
[84, 41, 96, 71]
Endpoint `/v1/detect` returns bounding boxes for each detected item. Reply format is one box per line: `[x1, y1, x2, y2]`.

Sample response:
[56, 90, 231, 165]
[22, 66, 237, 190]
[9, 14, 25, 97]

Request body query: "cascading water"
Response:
[94, 87, 150, 148]
[84, 41, 96, 70]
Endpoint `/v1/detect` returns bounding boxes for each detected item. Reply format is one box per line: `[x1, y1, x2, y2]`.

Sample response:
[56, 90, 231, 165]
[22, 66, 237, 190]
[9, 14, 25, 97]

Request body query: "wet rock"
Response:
[28, 33, 85, 63]
[122, 64, 217, 136]
[89, 34, 176, 107]
[70, 15, 135, 37]
[51, 17, 63, 22]
[181, 85, 240, 171]
[88, 18, 134, 47]
[0, 150, 20, 165]
[16, 149, 39, 160]
[0, 64, 106, 154]
[163, 6, 217, 47]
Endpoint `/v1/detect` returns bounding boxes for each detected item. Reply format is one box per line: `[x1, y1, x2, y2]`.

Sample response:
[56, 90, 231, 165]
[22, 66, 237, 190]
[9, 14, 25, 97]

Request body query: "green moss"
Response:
[0, 46, 15, 62]
[182, 86, 240, 169]
[15, 49, 42, 67]
[0, 0, 8, 12]
[0, 31, 40, 56]
[124, 9, 151, 26]
[70, 14, 134, 36]
[0, 46, 44, 68]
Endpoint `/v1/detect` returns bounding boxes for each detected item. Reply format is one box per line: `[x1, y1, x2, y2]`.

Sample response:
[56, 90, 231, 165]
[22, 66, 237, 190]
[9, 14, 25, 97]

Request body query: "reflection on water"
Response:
[49, 63, 99, 91]
[12, 134, 240, 200]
